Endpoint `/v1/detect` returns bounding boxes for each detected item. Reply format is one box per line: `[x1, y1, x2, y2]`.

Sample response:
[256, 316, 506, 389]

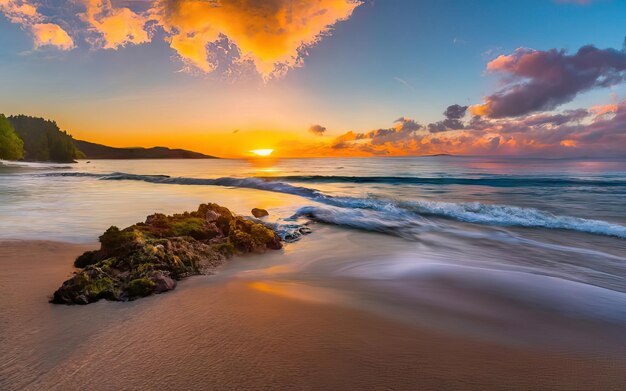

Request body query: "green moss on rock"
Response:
[74, 250, 102, 268]
[99, 226, 144, 251]
[51, 203, 283, 305]
[51, 271, 117, 304]
[170, 217, 212, 239]
[126, 278, 156, 298]
[211, 242, 235, 257]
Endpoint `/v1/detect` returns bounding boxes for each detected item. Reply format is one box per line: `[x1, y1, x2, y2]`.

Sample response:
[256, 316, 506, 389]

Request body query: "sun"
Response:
[250, 149, 274, 157]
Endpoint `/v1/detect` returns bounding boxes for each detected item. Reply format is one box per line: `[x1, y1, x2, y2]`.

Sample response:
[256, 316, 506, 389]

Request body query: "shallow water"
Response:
[1, 156, 625, 353]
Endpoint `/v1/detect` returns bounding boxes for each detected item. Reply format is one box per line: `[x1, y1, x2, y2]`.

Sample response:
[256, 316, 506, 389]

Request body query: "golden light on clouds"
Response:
[31, 23, 75, 50]
[151, 0, 362, 79]
[0, 0, 74, 50]
[0, 0, 39, 24]
[560, 139, 578, 147]
[1, 0, 362, 78]
[81, 0, 150, 49]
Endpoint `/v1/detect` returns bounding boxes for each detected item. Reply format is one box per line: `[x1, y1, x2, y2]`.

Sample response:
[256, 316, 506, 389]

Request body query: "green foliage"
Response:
[7, 115, 84, 162]
[0, 114, 24, 160]
[127, 278, 156, 298]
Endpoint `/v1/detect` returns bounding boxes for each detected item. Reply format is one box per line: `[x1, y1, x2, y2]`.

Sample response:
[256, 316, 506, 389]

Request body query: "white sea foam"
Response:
[44, 171, 626, 239]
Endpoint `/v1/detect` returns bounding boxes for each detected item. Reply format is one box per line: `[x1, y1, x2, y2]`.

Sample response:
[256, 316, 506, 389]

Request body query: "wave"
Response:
[43, 171, 626, 239]
[290, 205, 436, 239]
[396, 200, 626, 238]
[259, 175, 626, 188]
[0, 160, 72, 170]
[48, 171, 328, 198]
[291, 205, 626, 263]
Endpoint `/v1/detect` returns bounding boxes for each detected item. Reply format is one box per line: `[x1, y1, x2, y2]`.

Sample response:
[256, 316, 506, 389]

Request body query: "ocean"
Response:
[1, 156, 626, 353]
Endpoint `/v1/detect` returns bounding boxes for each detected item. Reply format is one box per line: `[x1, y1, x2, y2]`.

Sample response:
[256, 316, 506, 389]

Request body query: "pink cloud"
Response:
[319, 100, 626, 158]
[472, 43, 626, 118]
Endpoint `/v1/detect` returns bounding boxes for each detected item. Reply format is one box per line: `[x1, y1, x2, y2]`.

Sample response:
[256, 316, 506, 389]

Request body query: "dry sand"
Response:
[1, 240, 625, 390]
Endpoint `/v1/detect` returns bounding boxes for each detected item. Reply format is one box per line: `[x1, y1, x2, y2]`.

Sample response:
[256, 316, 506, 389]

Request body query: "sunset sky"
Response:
[1, 0, 625, 158]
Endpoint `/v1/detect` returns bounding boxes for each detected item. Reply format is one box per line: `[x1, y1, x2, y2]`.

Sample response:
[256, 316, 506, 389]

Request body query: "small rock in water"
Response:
[251, 208, 269, 218]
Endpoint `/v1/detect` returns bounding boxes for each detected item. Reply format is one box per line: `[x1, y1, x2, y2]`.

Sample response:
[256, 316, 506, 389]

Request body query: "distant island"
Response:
[0, 114, 216, 163]
[74, 140, 216, 160]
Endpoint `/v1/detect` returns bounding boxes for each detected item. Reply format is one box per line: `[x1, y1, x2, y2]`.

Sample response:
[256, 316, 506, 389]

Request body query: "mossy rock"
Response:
[212, 242, 235, 257]
[99, 226, 144, 254]
[51, 271, 117, 304]
[52, 203, 284, 305]
[86, 276, 116, 300]
[74, 250, 103, 268]
[126, 278, 156, 299]
[230, 230, 255, 252]
[250, 224, 280, 248]
[170, 217, 215, 240]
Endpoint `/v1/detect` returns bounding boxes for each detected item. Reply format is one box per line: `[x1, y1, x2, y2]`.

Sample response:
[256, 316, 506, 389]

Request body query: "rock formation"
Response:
[51, 203, 282, 305]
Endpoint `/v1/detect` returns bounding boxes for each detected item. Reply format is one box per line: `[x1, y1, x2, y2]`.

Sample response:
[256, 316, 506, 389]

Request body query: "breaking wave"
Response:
[44, 171, 626, 239]
[259, 175, 626, 188]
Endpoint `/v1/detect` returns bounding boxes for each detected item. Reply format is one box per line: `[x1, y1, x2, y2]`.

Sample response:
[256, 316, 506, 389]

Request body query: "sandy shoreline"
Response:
[1, 240, 625, 390]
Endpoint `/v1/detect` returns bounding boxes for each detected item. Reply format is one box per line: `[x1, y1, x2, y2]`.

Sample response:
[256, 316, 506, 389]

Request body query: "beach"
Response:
[1, 157, 626, 390]
[3, 1, 626, 388]
[1, 240, 625, 390]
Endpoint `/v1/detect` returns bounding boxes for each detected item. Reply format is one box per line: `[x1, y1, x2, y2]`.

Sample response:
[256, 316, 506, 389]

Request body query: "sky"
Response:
[0, 0, 625, 158]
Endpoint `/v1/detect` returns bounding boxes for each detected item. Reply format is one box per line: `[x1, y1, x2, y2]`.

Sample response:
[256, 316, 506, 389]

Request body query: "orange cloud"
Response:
[151, 0, 362, 78]
[0, 0, 74, 50]
[560, 139, 578, 147]
[485, 53, 516, 72]
[293, 99, 626, 158]
[589, 103, 618, 116]
[81, 0, 150, 49]
[469, 103, 489, 117]
[2, 0, 362, 78]
[32, 23, 75, 50]
[0, 0, 39, 24]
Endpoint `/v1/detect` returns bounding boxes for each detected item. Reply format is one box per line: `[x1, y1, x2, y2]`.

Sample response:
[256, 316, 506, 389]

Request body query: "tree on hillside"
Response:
[0, 114, 24, 160]
[8, 115, 84, 162]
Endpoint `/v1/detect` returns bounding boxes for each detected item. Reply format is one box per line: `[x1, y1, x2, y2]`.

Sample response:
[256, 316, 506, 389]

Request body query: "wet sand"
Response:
[1, 240, 625, 390]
